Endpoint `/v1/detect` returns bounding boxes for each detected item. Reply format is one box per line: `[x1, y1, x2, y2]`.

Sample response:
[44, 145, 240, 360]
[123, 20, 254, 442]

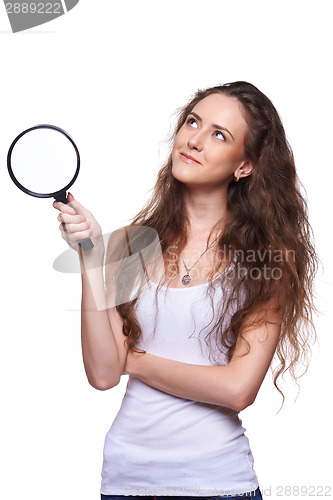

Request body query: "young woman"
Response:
[53, 81, 318, 500]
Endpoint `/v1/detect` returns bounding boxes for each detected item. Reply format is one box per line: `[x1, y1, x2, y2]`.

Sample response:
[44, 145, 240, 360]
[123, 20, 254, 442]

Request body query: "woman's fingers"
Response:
[60, 228, 92, 241]
[65, 197, 90, 216]
[58, 218, 91, 234]
[53, 200, 76, 214]
[57, 212, 86, 225]
[53, 193, 91, 218]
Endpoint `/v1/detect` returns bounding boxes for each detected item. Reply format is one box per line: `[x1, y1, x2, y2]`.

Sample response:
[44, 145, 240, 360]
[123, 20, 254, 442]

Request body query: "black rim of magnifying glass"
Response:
[7, 124, 80, 201]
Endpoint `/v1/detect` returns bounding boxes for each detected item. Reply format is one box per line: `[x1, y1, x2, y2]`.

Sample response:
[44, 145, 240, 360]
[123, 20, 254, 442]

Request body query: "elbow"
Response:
[232, 395, 254, 412]
[230, 386, 257, 412]
[88, 375, 121, 391]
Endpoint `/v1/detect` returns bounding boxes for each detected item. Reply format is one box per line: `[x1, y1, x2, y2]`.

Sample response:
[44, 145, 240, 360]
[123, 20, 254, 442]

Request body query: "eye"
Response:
[214, 130, 226, 141]
[186, 117, 198, 128]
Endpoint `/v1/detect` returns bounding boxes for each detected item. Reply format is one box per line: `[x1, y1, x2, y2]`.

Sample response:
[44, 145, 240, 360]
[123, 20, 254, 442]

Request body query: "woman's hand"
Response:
[53, 192, 105, 265]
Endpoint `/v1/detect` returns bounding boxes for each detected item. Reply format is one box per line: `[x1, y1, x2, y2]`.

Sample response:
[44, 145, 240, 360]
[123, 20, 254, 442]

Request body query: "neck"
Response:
[181, 185, 228, 239]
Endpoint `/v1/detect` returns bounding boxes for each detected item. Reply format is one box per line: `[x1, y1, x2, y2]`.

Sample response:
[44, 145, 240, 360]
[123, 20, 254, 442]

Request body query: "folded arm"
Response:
[125, 296, 284, 412]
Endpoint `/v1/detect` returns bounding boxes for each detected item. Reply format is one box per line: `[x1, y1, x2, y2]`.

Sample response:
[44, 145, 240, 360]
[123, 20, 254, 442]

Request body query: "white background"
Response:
[0, 1, 332, 500]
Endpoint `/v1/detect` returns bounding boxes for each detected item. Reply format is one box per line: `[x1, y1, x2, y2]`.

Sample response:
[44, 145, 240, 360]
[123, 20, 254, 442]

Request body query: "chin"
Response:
[171, 164, 195, 187]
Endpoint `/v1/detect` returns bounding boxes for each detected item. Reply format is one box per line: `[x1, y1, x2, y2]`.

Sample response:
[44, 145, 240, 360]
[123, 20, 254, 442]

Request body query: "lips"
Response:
[180, 152, 201, 164]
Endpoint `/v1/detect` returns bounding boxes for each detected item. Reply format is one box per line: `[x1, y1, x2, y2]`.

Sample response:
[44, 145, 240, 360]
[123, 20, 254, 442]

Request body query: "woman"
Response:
[53, 82, 318, 500]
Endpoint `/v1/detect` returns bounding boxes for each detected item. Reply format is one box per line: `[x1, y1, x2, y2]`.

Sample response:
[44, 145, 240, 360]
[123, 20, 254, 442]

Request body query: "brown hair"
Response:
[107, 81, 319, 411]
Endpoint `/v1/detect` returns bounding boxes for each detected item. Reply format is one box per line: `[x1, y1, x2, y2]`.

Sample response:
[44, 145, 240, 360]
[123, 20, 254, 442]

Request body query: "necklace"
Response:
[180, 235, 220, 286]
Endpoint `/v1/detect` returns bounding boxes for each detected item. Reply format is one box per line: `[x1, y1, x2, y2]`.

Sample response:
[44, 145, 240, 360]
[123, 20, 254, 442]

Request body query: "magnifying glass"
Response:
[7, 124, 93, 252]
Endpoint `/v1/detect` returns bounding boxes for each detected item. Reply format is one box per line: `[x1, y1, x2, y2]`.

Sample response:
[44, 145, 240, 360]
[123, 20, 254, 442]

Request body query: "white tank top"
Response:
[101, 271, 259, 497]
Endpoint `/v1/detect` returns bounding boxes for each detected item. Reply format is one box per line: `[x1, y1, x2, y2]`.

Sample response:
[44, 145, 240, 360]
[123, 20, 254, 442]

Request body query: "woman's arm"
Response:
[80, 252, 127, 391]
[125, 296, 283, 411]
[80, 230, 131, 391]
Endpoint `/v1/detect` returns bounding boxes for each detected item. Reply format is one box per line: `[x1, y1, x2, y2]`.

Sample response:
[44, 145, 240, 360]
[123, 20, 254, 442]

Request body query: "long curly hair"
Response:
[106, 81, 319, 411]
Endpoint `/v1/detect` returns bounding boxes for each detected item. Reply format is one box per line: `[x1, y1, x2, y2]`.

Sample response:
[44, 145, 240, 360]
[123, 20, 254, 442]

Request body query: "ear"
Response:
[234, 160, 254, 180]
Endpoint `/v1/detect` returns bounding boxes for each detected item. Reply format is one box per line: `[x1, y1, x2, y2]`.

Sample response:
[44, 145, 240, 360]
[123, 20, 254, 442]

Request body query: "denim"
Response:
[101, 486, 263, 500]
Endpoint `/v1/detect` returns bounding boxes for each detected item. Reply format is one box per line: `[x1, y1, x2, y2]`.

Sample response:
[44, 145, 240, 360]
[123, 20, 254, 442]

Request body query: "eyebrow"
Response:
[187, 112, 235, 141]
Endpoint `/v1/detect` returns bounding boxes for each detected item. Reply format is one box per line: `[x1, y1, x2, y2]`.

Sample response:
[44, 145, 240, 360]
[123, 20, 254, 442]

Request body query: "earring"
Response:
[234, 173, 240, 182]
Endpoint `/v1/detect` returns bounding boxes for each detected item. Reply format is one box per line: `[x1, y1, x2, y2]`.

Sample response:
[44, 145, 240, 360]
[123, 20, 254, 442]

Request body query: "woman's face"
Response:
[171, 92, 252, 188]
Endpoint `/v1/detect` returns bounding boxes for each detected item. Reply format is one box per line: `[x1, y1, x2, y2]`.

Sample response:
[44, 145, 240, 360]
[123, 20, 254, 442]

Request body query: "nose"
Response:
[187, 130, 204, 151]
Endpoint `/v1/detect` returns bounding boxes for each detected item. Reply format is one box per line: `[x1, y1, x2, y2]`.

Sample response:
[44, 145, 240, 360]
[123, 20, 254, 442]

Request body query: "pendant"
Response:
[181, 274, 191, 285]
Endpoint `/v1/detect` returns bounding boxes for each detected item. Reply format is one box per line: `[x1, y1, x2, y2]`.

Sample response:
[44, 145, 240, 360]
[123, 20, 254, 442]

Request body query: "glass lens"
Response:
[9, 127, 78, 195]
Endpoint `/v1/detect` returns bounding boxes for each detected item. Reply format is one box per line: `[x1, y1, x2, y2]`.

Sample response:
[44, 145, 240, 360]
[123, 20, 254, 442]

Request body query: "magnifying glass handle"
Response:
[64, 199, 95, 253]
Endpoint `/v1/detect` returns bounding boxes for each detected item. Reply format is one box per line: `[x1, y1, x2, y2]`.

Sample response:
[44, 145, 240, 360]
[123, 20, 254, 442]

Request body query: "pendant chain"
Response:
[180, 235, 220, 286]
